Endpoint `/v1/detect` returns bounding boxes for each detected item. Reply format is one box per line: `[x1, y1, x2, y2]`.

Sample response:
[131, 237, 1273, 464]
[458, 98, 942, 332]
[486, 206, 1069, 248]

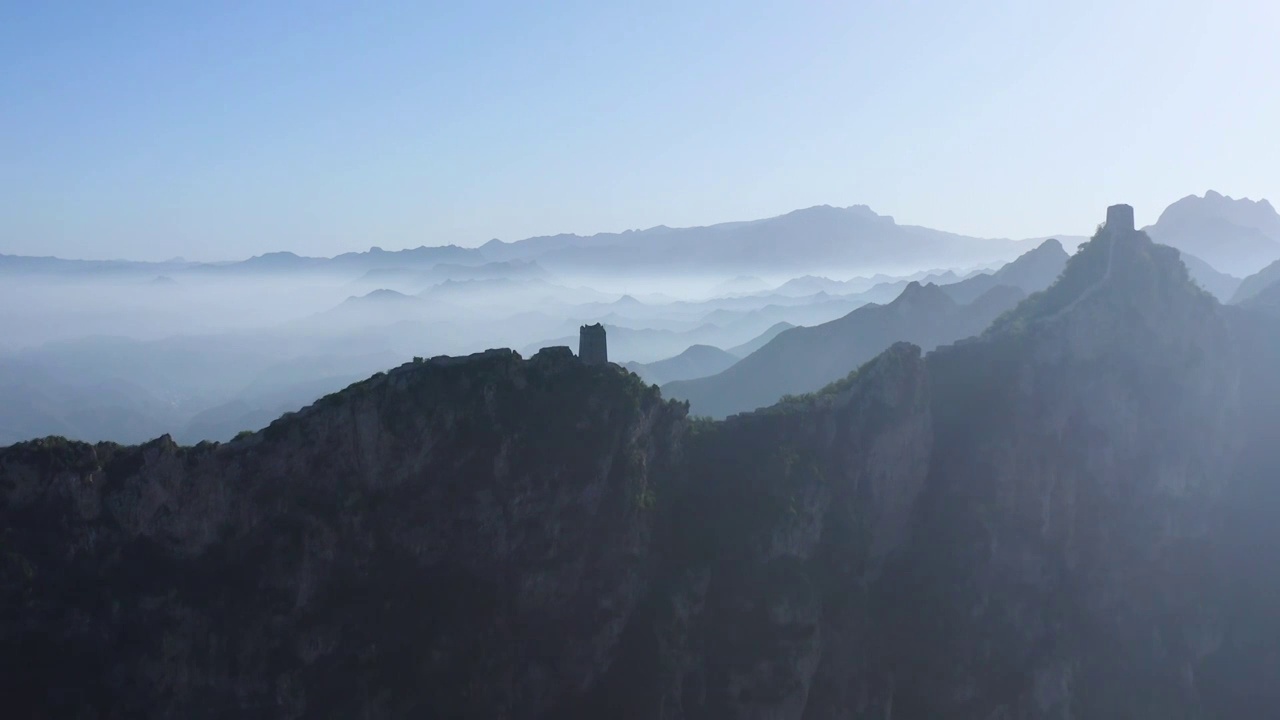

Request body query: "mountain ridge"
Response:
[662, 233, 1081, 418]
[622, 344, 739, 386]
[664, 280, 1025, 418]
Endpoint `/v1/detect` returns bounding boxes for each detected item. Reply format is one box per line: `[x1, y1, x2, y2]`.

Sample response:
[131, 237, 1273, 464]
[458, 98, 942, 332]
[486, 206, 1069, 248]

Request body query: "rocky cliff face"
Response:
[6, 213, 1280, 718]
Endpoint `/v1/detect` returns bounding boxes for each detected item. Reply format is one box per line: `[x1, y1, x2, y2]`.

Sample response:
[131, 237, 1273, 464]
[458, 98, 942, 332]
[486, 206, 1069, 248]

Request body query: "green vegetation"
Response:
[687, 415, 718, 437]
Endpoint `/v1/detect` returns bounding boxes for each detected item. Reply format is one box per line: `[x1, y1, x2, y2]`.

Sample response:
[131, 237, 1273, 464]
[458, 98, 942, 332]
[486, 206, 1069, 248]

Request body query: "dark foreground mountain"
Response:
[1, 348, 688, 718]
[6, 207, 1280, 717]
[664, 281, 1025, 418]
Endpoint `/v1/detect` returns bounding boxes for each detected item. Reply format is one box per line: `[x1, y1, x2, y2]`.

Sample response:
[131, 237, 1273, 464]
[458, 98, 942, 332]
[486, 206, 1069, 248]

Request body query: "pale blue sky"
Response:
[2, 0, 1277, 261]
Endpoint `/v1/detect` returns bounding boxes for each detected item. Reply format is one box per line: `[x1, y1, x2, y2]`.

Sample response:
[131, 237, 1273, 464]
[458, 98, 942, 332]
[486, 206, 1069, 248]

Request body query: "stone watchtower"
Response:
[579, 323, 608, 365]
[1106, 204, 1135, 233]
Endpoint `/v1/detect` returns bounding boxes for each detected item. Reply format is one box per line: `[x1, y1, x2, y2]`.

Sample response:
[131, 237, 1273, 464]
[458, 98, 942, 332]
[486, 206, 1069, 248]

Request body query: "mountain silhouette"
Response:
[1144, 190, 1280, 276]
[622, 344, 739, 385]
[725, 321, 795, 357]
[481, 204, 1040, 275]
[665, 281, 1025, 418]
[1231, 257, 1280, 305]
[941, 238, 1069, 304]
[1179, 250, 1242, 301]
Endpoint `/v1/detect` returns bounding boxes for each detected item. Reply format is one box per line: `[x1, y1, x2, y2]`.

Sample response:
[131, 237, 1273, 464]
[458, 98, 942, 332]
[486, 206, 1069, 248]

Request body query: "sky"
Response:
[2, 0, 1278, 261]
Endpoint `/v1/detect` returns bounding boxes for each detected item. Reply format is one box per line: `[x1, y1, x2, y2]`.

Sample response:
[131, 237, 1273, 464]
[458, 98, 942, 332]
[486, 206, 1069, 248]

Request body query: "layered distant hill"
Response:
[664, 282, 1026, 418]
[664, 237, 1077, 418]
[940, 238, 1069, 304]
[726, 321, 795, 356]
[622, 345, 739, 385]
[1232, 258, 1280, 305]
[0, 204, 1047, 280]
[1180, 251, 1242, 301]
[465, 204, 1043, 275]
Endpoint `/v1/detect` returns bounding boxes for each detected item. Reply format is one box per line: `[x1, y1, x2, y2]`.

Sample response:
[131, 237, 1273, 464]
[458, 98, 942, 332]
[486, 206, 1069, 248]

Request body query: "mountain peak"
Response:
[1146, 192, 1280, 276]
[1155, 191, 1280, 236]
[341, 288, 416, 306]
[992, 204, 1211, 336]
[1195, 189, 1275, 213]
[892, 281, 952, 310]
[1033, 237, 1065, 253]
[1004, 238, 1069, 270]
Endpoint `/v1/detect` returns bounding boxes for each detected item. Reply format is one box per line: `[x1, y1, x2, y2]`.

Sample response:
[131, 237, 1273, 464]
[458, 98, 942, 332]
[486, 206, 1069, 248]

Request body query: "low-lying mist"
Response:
[0, 256, 1014, 446]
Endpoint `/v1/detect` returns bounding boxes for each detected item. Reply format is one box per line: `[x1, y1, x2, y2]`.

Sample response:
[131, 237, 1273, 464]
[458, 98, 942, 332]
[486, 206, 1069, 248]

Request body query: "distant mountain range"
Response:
[771, 267, 981, 298]
[0, 206, 1054, 280]
[477, 204, 1048, 274]
[6, 193, 1277, 279]
[1144, 191, 1280, 276]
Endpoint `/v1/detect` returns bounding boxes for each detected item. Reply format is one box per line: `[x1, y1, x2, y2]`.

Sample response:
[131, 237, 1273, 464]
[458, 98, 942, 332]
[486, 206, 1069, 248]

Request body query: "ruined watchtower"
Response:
[579, 323, 607, 365]
[1105, 204, 1135, 233]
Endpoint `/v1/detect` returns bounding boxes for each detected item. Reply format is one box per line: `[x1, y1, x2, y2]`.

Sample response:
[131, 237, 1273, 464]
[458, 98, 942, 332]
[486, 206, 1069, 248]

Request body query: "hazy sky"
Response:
[3, 0, 1278, 261]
